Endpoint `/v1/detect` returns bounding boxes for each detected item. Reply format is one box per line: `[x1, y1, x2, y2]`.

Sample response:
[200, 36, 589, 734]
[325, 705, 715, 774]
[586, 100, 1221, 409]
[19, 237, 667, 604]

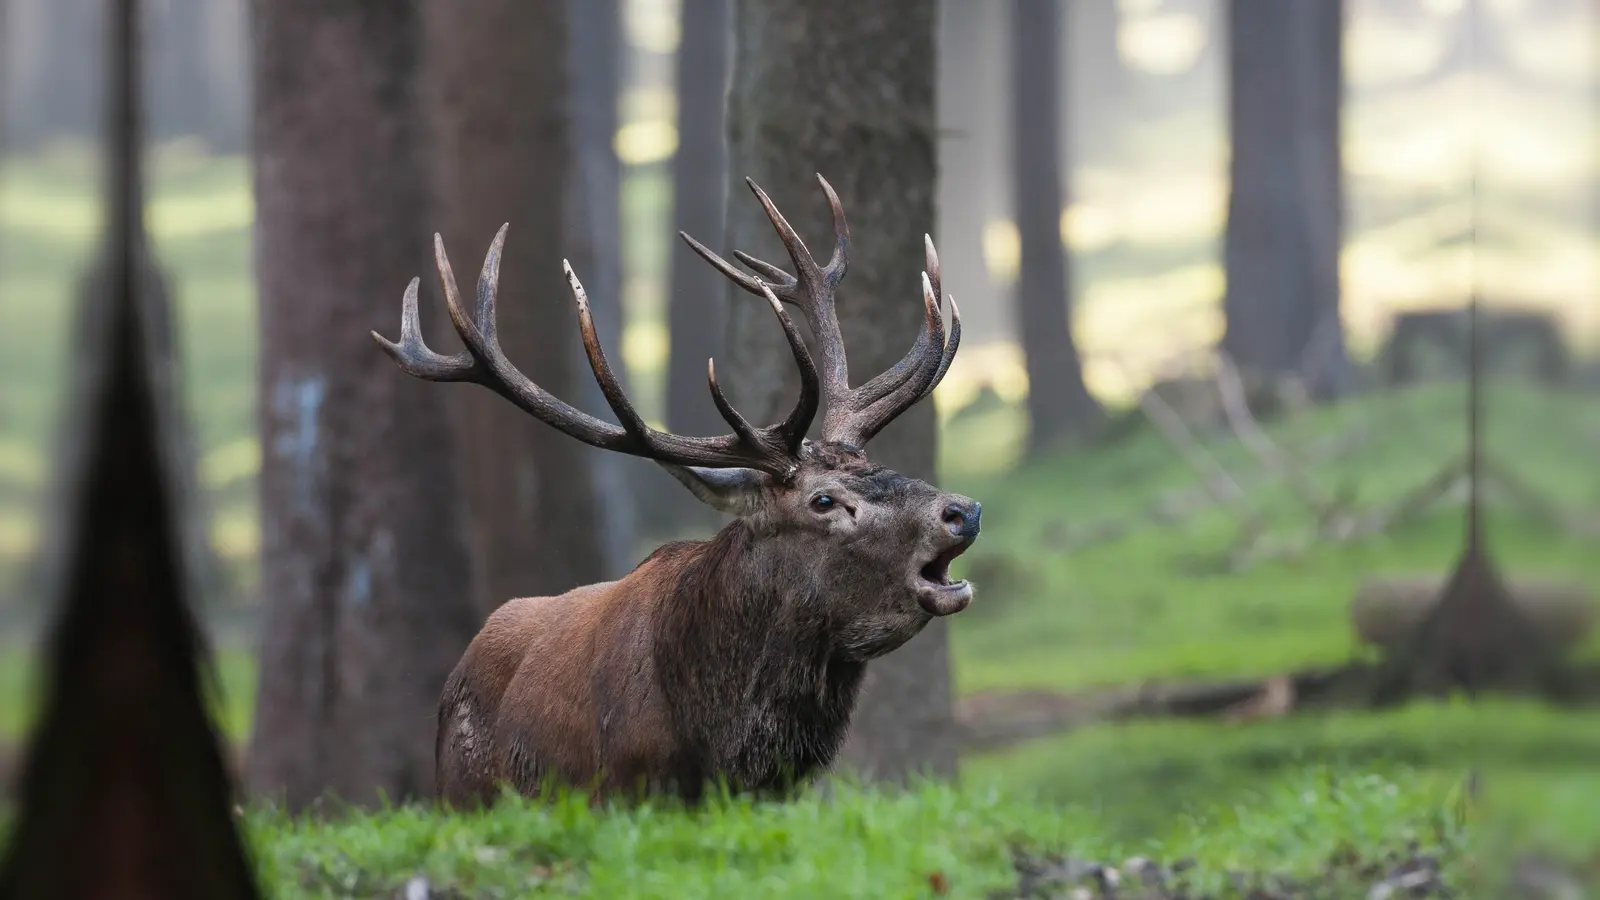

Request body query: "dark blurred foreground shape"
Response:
[1368, 293, 1582, 706]
[0, 0, 261, 895]
[721, 0, 958, 785]
[245, 0, 480, 812]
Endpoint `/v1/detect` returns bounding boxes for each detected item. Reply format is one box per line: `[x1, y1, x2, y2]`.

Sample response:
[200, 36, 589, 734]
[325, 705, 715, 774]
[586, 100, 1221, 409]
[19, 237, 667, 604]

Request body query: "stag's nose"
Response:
[941, 497, 981, 540]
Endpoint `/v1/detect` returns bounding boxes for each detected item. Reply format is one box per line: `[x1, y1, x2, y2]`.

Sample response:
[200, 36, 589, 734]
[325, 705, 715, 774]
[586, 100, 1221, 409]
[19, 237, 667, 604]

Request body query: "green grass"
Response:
[245, 768, 1480, 899]
[942, 383, 1600, 695]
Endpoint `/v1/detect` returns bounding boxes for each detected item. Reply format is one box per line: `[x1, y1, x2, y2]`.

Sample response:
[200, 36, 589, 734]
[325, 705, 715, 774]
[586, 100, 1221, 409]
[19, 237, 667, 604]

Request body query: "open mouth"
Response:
[918, 539, 972, 588]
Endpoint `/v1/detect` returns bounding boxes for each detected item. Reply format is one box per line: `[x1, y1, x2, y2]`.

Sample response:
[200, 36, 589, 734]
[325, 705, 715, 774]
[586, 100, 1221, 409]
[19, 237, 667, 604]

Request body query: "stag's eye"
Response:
[810, 494, 836, 512]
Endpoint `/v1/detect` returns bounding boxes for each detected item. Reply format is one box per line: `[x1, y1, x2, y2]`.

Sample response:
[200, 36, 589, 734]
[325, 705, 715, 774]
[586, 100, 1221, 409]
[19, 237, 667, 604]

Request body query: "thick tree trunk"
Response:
[661, 0, 732, 535]
[247, 0, 480, 811]
[1220, 0, 1350, 400]
[564, 0, 639, 577]
[1012, 0, 1103, 456]
[425, 0, 609, 614]
[724, 0, 955, 784]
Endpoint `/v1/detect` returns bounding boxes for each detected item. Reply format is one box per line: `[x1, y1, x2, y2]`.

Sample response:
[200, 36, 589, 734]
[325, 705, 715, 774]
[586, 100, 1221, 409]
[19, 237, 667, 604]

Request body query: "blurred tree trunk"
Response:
[936, 0, 1010, 348]
[660, 0, 731, 535]
[197, 0, 251, 153]
[247, 0, 480, 811]
[1012, 0, 1103, 455]
[724, 0, 954, 784]
[20, 0, 97, 145]
[146, 0, 212, 143]
[564, 0, 639, 576]
[1220, 0, 1350, 401]
[425, 0, 609, 615]
[1066, 0, 1126, 162]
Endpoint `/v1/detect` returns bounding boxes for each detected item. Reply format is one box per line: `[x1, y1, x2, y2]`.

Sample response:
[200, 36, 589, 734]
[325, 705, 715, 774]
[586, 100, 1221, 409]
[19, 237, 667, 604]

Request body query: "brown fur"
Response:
[435, 442, 979, 806]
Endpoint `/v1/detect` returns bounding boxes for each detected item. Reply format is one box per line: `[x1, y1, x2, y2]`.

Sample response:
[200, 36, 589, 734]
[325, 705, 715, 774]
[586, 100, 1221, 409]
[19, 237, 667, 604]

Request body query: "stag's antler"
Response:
[372, 224, 818, 482]
[679, 175, 960, 449]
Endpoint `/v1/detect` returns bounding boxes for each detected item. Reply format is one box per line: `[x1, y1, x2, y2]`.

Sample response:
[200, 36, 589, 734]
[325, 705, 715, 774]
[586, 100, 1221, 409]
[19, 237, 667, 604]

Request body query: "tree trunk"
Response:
[20, 0, 98, 146]
[1220, 0, 1350, 400]
[936, 0, 1011, 348]
[564, 0, 639, 577]
[425, 0, 609, 616]
[247, 0, 480, 811]
[724, 0, 955, 784]
[1066, 0, 1127, 163]
[1012, 0, 1103, 456]
[146, 0, 213, 143]
[661, 0, 732, 535]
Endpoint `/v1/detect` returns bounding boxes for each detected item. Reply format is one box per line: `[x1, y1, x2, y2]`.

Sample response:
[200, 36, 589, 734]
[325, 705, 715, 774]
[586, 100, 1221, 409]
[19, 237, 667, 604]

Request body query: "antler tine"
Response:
[829, 269, 958, 448]
[374, 228, 819, 480]
[815, 173, 850, 284]
[371, 276, 476, 380]
[681, 177, 854, 436]
[567, 260, 653, 442]
[826, 233, 962, 446]
[758, 282, 822, 453]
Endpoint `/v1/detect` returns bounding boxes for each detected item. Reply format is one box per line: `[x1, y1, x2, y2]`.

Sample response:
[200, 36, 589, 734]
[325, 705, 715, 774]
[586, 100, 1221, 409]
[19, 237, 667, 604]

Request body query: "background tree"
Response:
[425, 0, 609, 613]
[661, 0, 731, 534]
[1066, 0, 1127, 162]
[247, 0, 480, 810]
[1012, 0, 1103, 455]
[1220, 0, 1350, 401]
[722, 0, 955, 783]
[11, 0, 98, 148]
[146, 0, 213, 144]
[565, 0, 639, 575]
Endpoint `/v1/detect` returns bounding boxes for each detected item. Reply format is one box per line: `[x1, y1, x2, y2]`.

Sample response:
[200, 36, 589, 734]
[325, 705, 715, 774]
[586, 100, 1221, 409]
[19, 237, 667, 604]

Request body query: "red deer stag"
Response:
[373, 175, 978, 806]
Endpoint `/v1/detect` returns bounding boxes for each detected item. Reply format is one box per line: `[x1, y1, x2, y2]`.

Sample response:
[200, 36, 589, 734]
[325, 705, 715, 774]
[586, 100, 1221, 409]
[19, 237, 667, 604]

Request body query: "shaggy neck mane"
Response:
[647, 520, 866, 793]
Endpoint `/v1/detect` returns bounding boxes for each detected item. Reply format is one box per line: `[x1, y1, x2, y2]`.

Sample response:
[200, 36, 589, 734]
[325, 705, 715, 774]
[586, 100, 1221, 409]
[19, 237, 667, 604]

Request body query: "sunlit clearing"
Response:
[1061, 204, 1118, 254]
[1486, 0, 1530, 15]
[982, 218, 1020, 288]
[1345, 18, 1450, 87]
[622, 320, 669, 378]
[1119, 12, 1207, 76]
[934, 342, 1029, 422]
[616, 120, 678, 166]
[624, 0, 680, 55]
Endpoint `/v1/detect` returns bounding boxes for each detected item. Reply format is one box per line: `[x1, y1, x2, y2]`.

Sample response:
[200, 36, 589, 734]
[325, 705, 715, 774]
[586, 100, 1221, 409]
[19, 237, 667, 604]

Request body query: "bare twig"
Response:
[1213, 352, 1350, 525]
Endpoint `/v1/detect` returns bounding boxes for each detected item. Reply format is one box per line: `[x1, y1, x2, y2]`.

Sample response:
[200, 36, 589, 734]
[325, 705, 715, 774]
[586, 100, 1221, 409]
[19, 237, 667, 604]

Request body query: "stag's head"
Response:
[373, 175, 977, 657]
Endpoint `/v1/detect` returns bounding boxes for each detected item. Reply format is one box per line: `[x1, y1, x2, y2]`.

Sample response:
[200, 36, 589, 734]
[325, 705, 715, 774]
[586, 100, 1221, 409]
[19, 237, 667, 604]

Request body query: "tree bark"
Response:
[1012, 0, 1103, 456]
[247, 0, 480, 811]
[425, 0, 609, 615]
[564, 0, 639, 576]
[661, 0, 732, 535]
[1220, 0, 1350, 400]
[724, 0, 955, 784]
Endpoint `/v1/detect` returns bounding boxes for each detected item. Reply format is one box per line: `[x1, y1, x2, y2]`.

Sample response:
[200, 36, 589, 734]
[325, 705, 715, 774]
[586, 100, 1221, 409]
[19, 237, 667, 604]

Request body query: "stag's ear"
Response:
[658, 463, 771, 517]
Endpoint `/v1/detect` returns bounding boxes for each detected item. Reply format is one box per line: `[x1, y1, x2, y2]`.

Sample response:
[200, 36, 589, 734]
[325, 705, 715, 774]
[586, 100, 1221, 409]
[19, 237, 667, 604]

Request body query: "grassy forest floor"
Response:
[3, 149, 1600, 897]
